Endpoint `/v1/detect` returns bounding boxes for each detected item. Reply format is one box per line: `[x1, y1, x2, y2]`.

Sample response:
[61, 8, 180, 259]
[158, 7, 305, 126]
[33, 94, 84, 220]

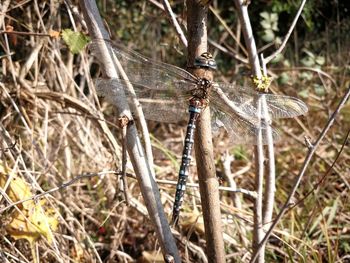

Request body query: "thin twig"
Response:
[253, 97, 265, 263]
[260, 54, 275, 229]
[290, 128, 350, 211]
[221, 152, 249, 247]
[119, 117, 130, 205]
[209, 5, 247, 56]
[263, 0, 307, 64]
[250, 85, 350, 262]
[162, 0, 188, 47]
[232, 1, 265, 262]
[0, 30, 53, 37]
[156, 179, 257, 198]
[208, 38, 248, 64]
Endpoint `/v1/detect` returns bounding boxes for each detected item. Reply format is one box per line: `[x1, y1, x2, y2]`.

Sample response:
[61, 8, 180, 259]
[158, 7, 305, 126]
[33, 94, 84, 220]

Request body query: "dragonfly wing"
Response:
[214, 83, 308, 119]
[261, 94, 308, 119]
[90, 40, 198, 91]
[96, 78, 189, 123]
[210, 101, 280, 145]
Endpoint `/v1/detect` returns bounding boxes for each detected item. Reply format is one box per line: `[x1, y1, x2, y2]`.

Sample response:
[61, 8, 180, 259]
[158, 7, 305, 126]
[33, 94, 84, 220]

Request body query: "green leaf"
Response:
[271, 22, 279, 31]
[231, 146, 248, 161]
[299, 72, 313, 81]
[275, 36, 282, 45]
[300, 57, 315, 67]
[270, 13, 278, 22]
[62, 29, 90, 54]
[282, 58, 291, 67]
[271, 53, 283, 63]
[315, 56, 325, 65]
[314, 84, 326, 96]
[298, 89, 309, 98]
[261, 20, 272, 29]
[278, 72, 290, 84]
[302, 49, 315, 59]
[262, 29, 275, 42]
[260, 11, 269, 20]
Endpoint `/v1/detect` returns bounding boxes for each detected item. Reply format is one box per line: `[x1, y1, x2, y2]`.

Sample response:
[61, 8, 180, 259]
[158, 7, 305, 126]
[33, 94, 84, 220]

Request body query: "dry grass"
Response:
[1, 1, 350, 262]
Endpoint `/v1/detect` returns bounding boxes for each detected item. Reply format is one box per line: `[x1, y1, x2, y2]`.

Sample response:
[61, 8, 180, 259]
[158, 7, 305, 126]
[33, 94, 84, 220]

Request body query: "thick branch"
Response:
[187, 1, 225, 262]
[79, 1, 180, 262]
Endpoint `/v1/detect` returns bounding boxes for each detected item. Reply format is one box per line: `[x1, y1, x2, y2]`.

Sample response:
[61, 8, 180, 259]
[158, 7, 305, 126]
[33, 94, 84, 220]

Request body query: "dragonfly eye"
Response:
[194, 52, 217, 70]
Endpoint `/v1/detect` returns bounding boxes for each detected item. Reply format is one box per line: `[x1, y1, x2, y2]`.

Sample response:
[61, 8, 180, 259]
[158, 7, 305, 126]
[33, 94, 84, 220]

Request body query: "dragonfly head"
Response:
[194, 52, 217, 71]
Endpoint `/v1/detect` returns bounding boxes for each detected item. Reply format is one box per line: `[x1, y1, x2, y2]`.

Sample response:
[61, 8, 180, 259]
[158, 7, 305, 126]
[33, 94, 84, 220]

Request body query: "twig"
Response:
[0, 30, 53, 37]
[289, 128, 350, 211]
[0, 0, 11, 28]
[232, 1, 265, 262]
[263, 0, 307, 65]
[250, 85, 350, 262]
[260, 54, 275, 229]
[233, 0, 262, 79]
[156, 179, 257, 198]
[221, 152, 249, 247]
[78, 1, 180, 261]
[148, 0, 165, 10]
[253, 96, 265, 263]
[209, 5, 247, 56]
[119, 117, 130, 205]
[208, 38, 248, 64]
[98, 39, 156, 173]
[162, 0, 188, 47]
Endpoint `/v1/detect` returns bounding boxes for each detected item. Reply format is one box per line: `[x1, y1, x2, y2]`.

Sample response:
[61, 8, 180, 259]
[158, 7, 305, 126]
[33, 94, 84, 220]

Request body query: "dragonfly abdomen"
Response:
[172, 99, 202, 225]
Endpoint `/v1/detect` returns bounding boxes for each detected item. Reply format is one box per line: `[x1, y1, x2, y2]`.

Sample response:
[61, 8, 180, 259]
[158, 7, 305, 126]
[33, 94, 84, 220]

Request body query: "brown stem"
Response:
[187, 1, 225, 262]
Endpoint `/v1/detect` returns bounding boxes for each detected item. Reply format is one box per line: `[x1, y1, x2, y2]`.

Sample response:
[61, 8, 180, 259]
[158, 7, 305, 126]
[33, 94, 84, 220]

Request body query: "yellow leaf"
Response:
[1, 161, 59, 245]
[6, 211, 39, 245]
[6, 201, 59, 245]
[0, 162, 32, 208]
[28, 202, 58, 244]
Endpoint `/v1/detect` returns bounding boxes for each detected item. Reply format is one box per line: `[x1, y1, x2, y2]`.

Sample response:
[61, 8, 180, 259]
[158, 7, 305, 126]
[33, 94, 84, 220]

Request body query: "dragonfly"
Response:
[92, 41, 308, 225]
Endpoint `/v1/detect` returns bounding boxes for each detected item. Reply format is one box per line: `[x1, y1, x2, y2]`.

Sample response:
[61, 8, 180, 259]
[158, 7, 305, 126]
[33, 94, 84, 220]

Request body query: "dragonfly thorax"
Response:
[191, 78, 212, 100]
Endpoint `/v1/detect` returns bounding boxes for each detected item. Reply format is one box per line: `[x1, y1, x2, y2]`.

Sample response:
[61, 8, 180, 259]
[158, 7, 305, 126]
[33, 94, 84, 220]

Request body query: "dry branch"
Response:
[78, 0, 180, 261]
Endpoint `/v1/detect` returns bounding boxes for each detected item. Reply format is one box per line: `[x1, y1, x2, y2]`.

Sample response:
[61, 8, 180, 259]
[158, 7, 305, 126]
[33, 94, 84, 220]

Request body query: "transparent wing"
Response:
[96, 78, 190, 123]
[211, 106, 280, 145]
[90, 40, 198, 91]
[213, 83, 308, 119]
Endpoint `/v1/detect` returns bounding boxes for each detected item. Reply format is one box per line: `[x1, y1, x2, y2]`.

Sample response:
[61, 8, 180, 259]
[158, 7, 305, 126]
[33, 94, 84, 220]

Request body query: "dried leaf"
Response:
[5, 25, 14, 32]
[49, 30, 60, 39]
[139, 251, 165, 263]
